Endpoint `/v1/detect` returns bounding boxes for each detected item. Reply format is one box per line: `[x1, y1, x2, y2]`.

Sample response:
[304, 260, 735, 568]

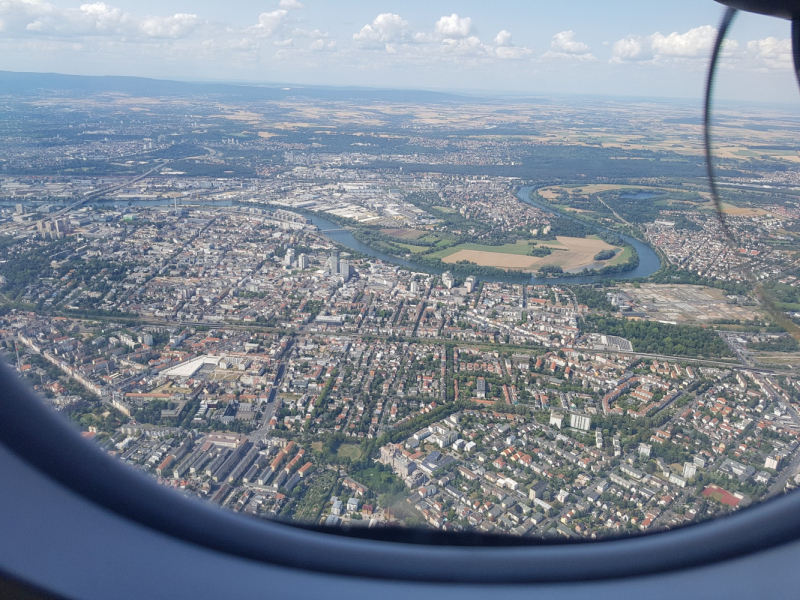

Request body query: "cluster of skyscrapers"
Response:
[324, 250, 352, 282]
[283, 248, 309, 271]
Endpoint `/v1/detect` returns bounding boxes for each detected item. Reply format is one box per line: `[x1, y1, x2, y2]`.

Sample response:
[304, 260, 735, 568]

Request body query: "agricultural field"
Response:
[394, 242, 429, 254]
[381, 228, 426, 240]
[442, 250, 539, 270]
[717, 203, 771, 217]
[429, 240, 539, 259]
[438, 237, 620, 272]
[536, 184, 685, 200]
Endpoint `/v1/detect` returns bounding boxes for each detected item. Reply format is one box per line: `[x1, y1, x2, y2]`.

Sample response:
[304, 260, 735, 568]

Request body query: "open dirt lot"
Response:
[621, 283, 764, 323]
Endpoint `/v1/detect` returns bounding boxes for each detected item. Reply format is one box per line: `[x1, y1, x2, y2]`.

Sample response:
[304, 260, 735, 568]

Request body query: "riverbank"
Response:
[8, 189, 660, 286]
[519, 186, 661, 285]
[293, 186, 656, 285]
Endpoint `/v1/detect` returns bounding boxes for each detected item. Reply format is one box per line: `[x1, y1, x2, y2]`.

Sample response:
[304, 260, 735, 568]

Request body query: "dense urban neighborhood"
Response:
[3, 73, 800, 539]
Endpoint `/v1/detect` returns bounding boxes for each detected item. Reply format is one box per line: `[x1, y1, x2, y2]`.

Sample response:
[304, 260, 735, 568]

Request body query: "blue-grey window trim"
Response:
[1, 360, 799, 584]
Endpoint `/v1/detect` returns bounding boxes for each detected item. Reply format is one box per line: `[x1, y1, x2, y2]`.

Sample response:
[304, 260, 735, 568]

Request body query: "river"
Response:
[8, 187, 661, 285]
[300, 186, 661, 285]
[517, 185, 662, 284]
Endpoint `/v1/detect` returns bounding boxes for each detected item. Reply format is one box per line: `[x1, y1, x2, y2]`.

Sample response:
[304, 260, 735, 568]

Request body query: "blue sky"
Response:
[0, 0, 798, 103]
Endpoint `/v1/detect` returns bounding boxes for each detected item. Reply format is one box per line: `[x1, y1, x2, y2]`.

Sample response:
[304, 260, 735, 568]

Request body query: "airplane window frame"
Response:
[1, 360, 800, 585]
[2, 3, 800, 590]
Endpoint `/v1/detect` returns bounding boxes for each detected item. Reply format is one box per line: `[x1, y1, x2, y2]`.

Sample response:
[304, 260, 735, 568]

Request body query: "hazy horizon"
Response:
[4, 68, 800, 113]
[1, 1, 799, 105]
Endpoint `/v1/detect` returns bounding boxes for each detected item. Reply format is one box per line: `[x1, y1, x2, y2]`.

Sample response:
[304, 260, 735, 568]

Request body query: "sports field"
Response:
[337, 444, 362, 460]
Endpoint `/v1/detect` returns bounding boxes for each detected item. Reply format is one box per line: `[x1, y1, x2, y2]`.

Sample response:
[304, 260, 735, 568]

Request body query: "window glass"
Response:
[1, 1, 799, 540]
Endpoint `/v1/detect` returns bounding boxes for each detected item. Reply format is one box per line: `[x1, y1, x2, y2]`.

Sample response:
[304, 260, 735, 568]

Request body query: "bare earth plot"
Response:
[442, 236, 619, 272]
[621, 283, 763, 323]
[752, 352, 800, 367]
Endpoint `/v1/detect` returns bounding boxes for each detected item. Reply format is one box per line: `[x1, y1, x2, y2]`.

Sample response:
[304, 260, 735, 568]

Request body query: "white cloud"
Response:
[747, 37, 793, 70]
[494, 30, 512, 47]
[440, 35, 486, 56]
[353, 13, 410, 46]
[543, 30, 594, 60]
[20, 2, 133, 37]
[495, 45, 532, 60]
[2, 0, 203, 39]
[611, 26, 743, 65]
[0, 1, 533, 69]
[434, 13, 472, 38]
[490, 30, 531, 60]
[140, 14, 200, 39]
[310, 38, 335, 52]
[551, 30, 589, 54]
[292, 27, 326, 39]
[352, 13, 535, 62]
[0, 0, 338, 71]
[650, 25, 715, 57]
[252, 9, 288, 37]
[610, 35, 643, 62]
[294, 26, 334, 52]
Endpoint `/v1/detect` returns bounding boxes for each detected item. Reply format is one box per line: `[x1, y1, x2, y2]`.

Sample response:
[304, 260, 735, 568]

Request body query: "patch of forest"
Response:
[585, 315, 734, 358]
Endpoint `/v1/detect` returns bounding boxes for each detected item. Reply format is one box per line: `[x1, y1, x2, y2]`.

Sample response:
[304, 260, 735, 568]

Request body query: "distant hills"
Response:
[0, 70, 469, 103]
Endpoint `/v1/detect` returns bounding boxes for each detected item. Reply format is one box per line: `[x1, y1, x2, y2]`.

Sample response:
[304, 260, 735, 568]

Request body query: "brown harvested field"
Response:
[443, 237, 618, 271]
[541, 237, 619, 269]
[219, 111, 263, 122]
[381, 228, 425, 240]
[719, 203, 771, 216]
